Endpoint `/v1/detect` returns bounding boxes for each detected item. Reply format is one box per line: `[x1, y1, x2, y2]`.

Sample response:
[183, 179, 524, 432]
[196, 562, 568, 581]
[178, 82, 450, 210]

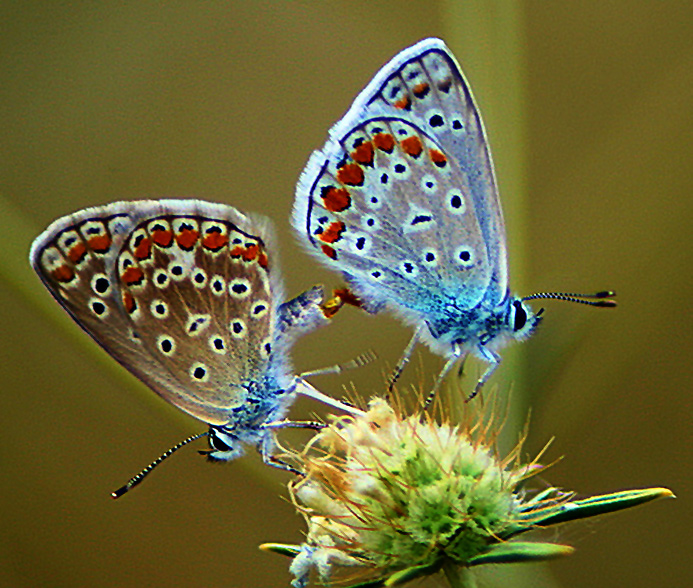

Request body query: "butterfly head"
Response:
[505, 290, 617, 345]
[507, 297, 544, 342]
[201, 427, 245, 462]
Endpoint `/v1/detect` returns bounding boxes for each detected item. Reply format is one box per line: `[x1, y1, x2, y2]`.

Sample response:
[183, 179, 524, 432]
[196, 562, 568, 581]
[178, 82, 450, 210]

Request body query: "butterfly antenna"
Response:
[111, 431, 209, 499]
[522, 290, 617, 308]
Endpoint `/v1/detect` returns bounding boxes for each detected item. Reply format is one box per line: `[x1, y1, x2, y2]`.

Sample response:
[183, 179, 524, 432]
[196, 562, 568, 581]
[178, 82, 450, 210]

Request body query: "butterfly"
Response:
[30, 199, 359, 496]
[292, 38, 615, 399]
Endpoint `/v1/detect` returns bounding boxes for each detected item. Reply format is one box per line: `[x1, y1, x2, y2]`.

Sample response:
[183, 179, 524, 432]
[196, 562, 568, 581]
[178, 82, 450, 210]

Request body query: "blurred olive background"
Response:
[1, 2, 690, 587]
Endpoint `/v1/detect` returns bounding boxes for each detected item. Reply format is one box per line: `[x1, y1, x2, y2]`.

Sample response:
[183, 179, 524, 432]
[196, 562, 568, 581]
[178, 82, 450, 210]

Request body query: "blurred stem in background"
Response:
[442, 4, 555, 587]
[443, 1, 530, 446]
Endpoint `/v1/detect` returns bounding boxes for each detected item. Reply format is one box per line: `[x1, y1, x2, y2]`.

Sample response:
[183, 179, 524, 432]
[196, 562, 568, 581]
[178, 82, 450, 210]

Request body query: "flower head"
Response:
[262, 395, 673, 588]
[287, 395, 557, 586]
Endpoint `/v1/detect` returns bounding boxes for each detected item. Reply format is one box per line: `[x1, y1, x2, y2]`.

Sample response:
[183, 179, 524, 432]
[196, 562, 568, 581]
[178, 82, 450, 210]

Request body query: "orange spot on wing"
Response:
[429, 149, 447, 167]
[88, 235, 111, 253]
[230, 243, 260, 262]
[122, 266, 144, 286]
[337, 163, 364, 187]
[67, 242, 87, 264]
[230, 244, 257, 261]
[258, 251, 269, 269]
[122, 291, 136, 314]
[321, 245, 337, 260]
[401, 136, 423, 158]
[133, 237, 152, 260]
[202, 231, 229, 251]
[51, 265, 75, 283]
[243, 244, 259, 261]
[437, 77, 453, 93]
[175, 229, 198, 250]
[373, 133, 395, 153]
[351, 141, 374, 166]
[394, 94, 411, 110]
[413, 82, 430, 98]
[321, 187, 351, 212]
[152, 229, 173, 247]
[318, 222, 346, 244]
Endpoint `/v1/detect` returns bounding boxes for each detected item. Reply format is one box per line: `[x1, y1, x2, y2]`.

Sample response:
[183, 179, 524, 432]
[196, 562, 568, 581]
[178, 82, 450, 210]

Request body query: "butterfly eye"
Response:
[209, 430, 232, 452]
[512, 300, 527, 332]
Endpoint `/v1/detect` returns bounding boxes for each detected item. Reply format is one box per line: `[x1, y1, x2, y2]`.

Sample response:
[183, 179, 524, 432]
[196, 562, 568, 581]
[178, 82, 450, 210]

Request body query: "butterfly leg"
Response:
[293, 378, 366, 416]
[259, 419, 332, 476]
[261, 447, 303, 475]
[262, 419, 325, 431]
[388, 325, 424, 392]
[456, 354, 468, 378]
[300, 349, 376, 378]
[423, 350, 463, 409]
[465, 347, 502, 402]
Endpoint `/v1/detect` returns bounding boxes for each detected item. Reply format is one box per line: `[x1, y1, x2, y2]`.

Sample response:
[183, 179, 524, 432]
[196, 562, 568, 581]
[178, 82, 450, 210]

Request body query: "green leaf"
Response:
[526, 487, 674, 527]
[384, 562, 443, 586]
[258, 543, 300, 558]
[348, 578, 387, 588]
[468, 542, 574, 566]
[346, 562, 444, 588]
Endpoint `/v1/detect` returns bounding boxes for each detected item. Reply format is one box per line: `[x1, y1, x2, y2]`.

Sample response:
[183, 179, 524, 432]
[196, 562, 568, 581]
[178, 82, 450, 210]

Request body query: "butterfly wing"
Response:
[30, 200, 282, 427]
[293, 38, 508, 325]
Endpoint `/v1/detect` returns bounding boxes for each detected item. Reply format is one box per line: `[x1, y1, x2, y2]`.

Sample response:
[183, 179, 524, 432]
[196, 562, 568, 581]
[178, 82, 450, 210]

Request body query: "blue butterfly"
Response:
[30, 199, 360, 496]
[292, 38, 615, 398]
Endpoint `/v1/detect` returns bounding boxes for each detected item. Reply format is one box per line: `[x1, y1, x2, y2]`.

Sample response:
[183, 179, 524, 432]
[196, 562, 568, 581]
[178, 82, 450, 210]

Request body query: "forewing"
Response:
[294, 38, 508, 313]
[30, 200, 279, 426]
[296, 116, 492, 315]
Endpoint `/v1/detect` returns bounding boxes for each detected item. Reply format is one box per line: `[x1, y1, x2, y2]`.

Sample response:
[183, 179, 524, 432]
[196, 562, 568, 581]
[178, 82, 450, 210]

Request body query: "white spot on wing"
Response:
[228, 278, 252, 299]
[191, 268, 208, 289]
[157, 334, 176, 355]
[454, 245, 476, 268]
[209, 335, 227, 355]
[229, 319, 246, 339]
[186, 314, 211, 337]
[403, 204, 436, 235]
[150, 299, 169, 319]
[189, 362, 210, 382]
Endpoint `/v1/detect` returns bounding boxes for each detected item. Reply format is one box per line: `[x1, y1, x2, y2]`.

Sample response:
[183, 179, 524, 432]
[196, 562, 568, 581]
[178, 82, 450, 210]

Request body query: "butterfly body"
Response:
[31, 199, 336, 465]
[293, 39, 540, 385]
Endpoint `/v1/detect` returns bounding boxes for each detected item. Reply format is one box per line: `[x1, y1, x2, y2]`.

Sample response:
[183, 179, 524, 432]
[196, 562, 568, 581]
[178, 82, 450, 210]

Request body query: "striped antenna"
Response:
[522, 290, 617, 308]
[111, 431, 209, 499]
